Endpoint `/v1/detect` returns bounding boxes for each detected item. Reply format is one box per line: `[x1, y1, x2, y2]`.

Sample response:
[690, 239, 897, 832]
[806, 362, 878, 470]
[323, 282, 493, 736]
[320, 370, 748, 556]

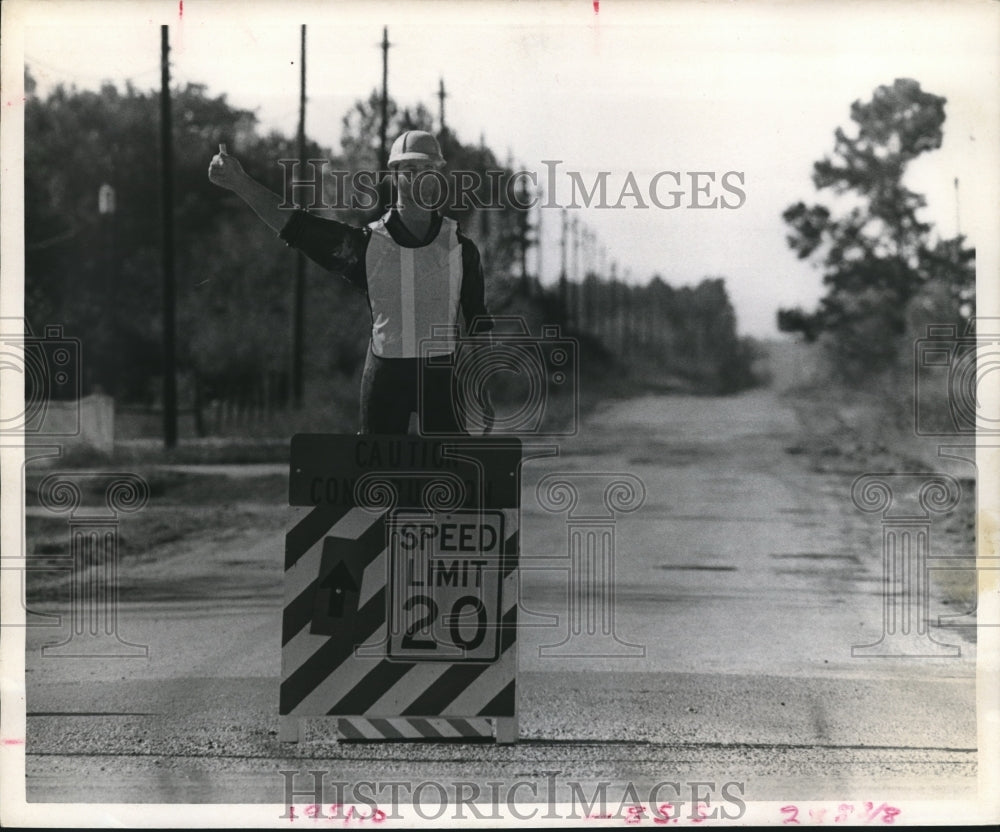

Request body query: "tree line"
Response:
[24, 70, 758, 435]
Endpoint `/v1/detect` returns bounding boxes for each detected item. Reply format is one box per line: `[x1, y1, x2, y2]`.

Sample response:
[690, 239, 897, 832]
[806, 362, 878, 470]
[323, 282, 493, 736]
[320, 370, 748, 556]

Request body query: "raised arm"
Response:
[208, 144, 289, 233]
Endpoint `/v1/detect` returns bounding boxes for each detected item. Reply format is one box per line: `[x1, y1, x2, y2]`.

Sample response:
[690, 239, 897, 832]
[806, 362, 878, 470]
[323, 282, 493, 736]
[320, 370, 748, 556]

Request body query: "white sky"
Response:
[8, 0, 1000, 336]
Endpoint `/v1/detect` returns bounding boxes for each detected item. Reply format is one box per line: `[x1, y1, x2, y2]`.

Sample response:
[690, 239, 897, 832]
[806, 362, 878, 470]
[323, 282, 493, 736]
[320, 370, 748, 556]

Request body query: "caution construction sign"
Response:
[280, 435, 523, 743]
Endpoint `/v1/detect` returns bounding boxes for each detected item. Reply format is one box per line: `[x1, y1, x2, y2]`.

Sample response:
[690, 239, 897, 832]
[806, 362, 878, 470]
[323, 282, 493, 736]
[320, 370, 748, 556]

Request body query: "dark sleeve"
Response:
[278, 210, 368, 292]
[458, 232, 493, 335]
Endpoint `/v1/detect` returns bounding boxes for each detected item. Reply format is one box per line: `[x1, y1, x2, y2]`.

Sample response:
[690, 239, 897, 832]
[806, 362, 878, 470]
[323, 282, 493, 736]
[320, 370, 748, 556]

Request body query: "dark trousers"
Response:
[359, 344, 465, 435]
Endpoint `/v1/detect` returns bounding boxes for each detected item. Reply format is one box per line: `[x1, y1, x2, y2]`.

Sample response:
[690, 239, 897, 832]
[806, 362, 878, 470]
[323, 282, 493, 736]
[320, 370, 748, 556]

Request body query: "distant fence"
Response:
[117, 399, 292, 440]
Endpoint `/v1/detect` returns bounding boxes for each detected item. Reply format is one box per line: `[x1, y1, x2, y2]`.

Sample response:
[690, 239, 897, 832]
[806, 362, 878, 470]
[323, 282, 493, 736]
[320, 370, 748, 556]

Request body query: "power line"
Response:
[26, 54, 161, 87]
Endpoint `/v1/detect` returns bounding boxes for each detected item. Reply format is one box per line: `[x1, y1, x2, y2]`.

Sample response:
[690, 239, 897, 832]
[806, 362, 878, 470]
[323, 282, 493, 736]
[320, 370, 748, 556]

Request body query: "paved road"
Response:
[19, 390, 979, 814]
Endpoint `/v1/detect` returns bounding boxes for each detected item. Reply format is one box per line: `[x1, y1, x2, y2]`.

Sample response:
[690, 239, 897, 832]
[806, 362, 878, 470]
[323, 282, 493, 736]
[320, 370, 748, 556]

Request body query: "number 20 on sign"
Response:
[387, 510, 504, 662]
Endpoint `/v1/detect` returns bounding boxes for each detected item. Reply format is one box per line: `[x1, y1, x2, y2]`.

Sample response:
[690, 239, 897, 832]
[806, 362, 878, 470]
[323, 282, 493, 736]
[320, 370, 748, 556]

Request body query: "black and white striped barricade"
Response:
[280, 434, 523, 744]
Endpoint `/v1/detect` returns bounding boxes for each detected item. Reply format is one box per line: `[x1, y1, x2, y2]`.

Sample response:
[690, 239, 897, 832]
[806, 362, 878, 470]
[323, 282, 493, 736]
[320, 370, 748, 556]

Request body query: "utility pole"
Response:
[98, 183, 117, 396]
[571, 216, 580, 282]
[587, 230, 597, 333]
[623, 266, 633, 359]
[535, 189, 543, 285]
[611, 261, 623, 354]
[954, 176, 961, 238]
[437, 77, 447, 133]
[559, 209, 569, 281]
[559, 208, 569, 327]
[292, 24, 307, 409]
[658, 284, 670, 357]
[378, 27, 391, 174]
[507, 155, 530, 293]
[480, 194, 491, 266]
[576, 225, 587, 332]
[160, 25, 177, 449]
[520, 207, 530, 292]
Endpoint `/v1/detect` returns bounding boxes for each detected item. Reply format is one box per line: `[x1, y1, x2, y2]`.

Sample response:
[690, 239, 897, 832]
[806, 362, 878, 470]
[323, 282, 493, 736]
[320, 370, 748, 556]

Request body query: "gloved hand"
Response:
[208, 143, 247, 191]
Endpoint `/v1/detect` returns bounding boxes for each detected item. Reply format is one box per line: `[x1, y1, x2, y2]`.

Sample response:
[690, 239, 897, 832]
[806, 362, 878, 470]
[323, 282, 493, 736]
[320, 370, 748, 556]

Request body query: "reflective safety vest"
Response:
[365, 215, 464, 358]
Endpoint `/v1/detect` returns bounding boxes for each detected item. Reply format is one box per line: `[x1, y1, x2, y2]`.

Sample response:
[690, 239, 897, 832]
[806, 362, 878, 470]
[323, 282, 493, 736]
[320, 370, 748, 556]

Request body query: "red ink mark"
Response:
[781, 803, 900, 825]
[593, 1, 599, 13]
[653, 802, 675, 824]
[2, 738, 25, 745]
[864, 802, 900, 824]
[835, 802, 856, 823]
[178, 0, 183, 18]
[690, 802, 712, 823]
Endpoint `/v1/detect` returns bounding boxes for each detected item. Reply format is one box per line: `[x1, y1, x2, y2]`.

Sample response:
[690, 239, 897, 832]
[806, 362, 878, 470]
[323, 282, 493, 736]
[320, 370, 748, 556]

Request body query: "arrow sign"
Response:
[310, 537, 363, 637]
[320, 561, 358, 618]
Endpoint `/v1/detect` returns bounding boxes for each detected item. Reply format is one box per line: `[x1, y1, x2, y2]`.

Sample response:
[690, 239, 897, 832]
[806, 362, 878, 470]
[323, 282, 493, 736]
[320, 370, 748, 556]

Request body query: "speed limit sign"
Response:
[281, 434, 523, 744]
[387, 510, 505, 662]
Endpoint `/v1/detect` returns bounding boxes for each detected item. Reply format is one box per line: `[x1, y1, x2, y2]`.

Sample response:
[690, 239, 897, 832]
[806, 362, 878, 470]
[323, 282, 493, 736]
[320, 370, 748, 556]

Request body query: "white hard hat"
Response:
[388, 130, 445, 168]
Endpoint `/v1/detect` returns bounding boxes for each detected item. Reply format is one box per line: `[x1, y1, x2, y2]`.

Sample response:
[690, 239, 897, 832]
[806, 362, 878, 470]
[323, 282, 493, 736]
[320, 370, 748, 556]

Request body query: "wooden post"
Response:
[292, 24, 307, 409]
[378, 27, 391, 173]
[160, 25, 177, 448]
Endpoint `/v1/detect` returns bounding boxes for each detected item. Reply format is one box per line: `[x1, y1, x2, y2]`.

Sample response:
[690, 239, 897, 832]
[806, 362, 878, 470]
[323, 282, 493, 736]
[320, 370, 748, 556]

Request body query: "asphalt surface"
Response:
[17, 390, 981, 813]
